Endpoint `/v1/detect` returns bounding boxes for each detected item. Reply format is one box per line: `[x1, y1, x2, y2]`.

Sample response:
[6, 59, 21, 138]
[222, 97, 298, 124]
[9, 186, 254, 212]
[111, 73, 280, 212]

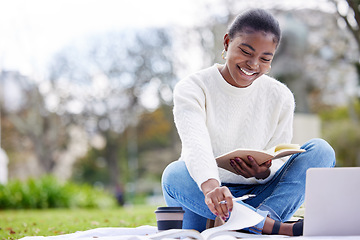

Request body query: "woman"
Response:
[161, 8, 335, 236]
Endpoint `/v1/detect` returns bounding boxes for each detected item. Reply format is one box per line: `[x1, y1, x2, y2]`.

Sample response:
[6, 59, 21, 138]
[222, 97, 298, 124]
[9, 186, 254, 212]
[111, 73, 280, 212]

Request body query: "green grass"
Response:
[0, 205, 158, 240]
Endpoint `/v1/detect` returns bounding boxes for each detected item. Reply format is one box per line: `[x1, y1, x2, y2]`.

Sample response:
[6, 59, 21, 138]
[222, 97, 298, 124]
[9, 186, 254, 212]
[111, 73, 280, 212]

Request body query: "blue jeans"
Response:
[161, 138, 336, 232]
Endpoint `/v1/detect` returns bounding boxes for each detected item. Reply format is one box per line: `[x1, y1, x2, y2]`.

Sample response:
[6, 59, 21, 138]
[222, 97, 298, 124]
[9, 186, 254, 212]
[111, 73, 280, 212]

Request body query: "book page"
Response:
[149, 229, 203, 240]
[272, 149, 306, 159]
[201, 202, 264, 239]
[216, 145, 306, 174]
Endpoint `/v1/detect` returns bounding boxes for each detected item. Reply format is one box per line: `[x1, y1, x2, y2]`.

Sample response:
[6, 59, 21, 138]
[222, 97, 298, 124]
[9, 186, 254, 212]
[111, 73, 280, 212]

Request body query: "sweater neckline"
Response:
[212, 64, 260, 96]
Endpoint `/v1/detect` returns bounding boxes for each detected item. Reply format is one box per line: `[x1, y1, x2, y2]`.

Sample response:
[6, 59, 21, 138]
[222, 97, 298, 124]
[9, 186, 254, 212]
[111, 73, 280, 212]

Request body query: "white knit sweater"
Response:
[173, 64, 295, 189]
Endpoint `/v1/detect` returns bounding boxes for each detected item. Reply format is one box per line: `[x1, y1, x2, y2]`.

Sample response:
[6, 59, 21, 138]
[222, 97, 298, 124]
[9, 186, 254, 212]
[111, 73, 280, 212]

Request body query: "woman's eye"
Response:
[261, 58, 271, 62]
[240, 48, 250, 55]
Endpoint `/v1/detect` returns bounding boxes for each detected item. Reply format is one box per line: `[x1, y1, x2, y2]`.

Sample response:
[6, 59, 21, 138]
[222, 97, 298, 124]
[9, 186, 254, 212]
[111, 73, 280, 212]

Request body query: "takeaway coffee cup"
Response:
[155, 207, 185, 231]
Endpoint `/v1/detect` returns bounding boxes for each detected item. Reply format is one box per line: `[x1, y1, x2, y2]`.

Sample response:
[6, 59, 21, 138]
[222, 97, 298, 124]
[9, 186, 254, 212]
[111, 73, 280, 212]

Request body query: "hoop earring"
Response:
[266, 66, 271, 74]
[221, 49, 227, 60]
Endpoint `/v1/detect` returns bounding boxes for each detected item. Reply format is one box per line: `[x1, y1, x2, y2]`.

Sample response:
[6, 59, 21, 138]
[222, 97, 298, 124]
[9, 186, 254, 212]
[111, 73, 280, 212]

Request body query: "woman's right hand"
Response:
[201, 179, 233, 221]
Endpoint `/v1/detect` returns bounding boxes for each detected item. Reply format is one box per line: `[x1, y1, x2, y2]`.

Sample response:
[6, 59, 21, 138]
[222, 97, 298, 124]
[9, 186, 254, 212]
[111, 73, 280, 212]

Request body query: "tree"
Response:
[331, 0, 360, 119]
[47, 28, 177, 189]
[329, 0, 360, 165]
[0, 70, 72, 177]
[332, 0, 360, 57]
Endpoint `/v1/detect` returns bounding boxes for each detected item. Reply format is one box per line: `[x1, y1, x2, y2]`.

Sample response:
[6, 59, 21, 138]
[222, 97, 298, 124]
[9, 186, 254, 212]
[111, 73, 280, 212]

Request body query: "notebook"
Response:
[303, 167, 360, 236]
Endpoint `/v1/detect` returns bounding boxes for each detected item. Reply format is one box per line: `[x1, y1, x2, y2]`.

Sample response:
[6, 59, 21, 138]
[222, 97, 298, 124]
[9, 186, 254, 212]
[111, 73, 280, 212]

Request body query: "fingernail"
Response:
[215, 212, 218, 216]
[229, 208, 232, 212]
[222, 217, 226, 221]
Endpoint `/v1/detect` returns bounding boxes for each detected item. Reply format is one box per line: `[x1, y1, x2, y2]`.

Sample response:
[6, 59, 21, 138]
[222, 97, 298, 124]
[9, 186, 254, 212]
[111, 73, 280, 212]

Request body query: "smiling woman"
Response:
[161, 8, 336, 237]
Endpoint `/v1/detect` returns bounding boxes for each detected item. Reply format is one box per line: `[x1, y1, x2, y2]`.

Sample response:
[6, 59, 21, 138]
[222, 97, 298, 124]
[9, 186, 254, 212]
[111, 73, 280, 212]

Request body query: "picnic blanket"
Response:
[19, 202, 360, 240]
[19, 225, 360, 240]
[19, 225, 158, 240]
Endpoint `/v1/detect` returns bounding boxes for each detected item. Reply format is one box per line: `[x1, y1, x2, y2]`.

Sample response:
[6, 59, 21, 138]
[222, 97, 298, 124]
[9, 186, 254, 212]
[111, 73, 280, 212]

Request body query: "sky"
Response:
[0, 0, 223, 113]
[0, 0, 214, 75]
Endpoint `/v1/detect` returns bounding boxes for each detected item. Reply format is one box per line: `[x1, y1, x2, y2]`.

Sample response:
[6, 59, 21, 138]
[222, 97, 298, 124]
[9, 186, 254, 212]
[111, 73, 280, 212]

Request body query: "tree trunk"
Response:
[104, 133, 120, 189]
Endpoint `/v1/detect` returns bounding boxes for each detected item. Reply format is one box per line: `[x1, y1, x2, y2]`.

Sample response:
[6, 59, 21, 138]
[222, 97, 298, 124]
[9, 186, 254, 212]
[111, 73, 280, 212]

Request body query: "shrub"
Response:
[320, 103, 360, 167]
[322, 119, 360, 167]
[0, 176, 117, 209]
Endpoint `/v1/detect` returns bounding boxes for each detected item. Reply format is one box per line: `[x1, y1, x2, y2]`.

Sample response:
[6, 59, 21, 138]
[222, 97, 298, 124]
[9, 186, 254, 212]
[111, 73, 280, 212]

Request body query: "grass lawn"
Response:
[0, 205, 158, 240]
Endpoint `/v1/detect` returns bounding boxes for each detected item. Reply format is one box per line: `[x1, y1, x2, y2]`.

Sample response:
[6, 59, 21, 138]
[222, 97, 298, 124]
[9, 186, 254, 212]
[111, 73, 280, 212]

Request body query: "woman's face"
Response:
[220, 31, 277, 88]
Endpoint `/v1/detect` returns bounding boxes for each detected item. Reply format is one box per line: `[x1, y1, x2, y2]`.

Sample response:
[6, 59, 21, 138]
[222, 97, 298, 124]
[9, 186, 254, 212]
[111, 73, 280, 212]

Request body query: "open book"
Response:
[216, 144, 306, 175]
[149, 201, 265, 240]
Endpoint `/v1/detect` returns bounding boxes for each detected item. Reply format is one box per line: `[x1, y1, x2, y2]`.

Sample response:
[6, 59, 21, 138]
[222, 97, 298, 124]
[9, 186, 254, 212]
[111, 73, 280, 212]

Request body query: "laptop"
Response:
[303, 167, 360, 236]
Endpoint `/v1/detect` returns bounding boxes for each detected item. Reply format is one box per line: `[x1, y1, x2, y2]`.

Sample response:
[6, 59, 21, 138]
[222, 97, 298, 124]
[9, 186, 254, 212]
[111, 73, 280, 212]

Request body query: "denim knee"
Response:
[162, 160, 187, 189]
[303, 138, 336, 168]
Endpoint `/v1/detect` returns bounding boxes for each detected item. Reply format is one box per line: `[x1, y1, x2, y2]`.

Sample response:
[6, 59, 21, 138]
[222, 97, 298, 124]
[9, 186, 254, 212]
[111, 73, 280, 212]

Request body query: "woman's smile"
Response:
[238, 66, 257, 76]
[235, 65, 259, 86]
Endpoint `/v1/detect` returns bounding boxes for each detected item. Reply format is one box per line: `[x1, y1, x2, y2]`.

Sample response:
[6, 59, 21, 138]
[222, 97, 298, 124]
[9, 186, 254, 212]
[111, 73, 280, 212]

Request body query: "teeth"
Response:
[240, 67, 255, 76]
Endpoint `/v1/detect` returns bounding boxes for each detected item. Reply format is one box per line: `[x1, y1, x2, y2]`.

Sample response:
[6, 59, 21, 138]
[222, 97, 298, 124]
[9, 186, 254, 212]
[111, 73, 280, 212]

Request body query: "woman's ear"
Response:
[223, 33, 230, 51]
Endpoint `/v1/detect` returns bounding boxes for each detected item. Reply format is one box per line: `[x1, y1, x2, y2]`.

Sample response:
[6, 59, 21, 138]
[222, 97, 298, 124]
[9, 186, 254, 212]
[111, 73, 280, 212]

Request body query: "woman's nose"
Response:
[246, 58, 259, 69]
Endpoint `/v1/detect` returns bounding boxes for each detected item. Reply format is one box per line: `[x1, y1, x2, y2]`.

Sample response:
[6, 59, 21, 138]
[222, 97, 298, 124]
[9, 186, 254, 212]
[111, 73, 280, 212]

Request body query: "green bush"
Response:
[0, 176, 117, 209]
[322, 119, 360, 167]
[320, 102, 360, 167]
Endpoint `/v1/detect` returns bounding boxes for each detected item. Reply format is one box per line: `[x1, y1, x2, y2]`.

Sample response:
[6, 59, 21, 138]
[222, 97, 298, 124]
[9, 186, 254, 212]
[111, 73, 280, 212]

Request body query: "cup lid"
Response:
[155, 207, 185, 214]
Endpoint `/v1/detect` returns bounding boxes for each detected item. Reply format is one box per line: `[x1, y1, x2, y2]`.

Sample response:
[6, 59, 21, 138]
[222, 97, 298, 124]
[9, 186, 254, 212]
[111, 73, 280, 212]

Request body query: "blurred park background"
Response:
[1, 0, 360, 209]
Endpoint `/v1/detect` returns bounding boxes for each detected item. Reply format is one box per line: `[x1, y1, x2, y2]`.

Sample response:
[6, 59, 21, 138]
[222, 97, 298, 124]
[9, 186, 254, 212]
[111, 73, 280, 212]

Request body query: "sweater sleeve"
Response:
[173, 79, 221, 189]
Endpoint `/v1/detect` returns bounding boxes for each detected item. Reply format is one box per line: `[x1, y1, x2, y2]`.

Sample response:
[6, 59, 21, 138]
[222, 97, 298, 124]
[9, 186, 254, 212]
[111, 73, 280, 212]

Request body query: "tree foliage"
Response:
[48, 28, 177, 188]
[320, 101, 360, 166]
[331, 0, 360, 91]
[1, 71, 70, 175]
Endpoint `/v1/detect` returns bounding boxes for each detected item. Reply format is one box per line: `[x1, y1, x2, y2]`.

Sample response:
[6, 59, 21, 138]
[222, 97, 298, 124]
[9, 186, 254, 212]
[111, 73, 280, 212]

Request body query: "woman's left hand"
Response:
[230, 155, 271, 179]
